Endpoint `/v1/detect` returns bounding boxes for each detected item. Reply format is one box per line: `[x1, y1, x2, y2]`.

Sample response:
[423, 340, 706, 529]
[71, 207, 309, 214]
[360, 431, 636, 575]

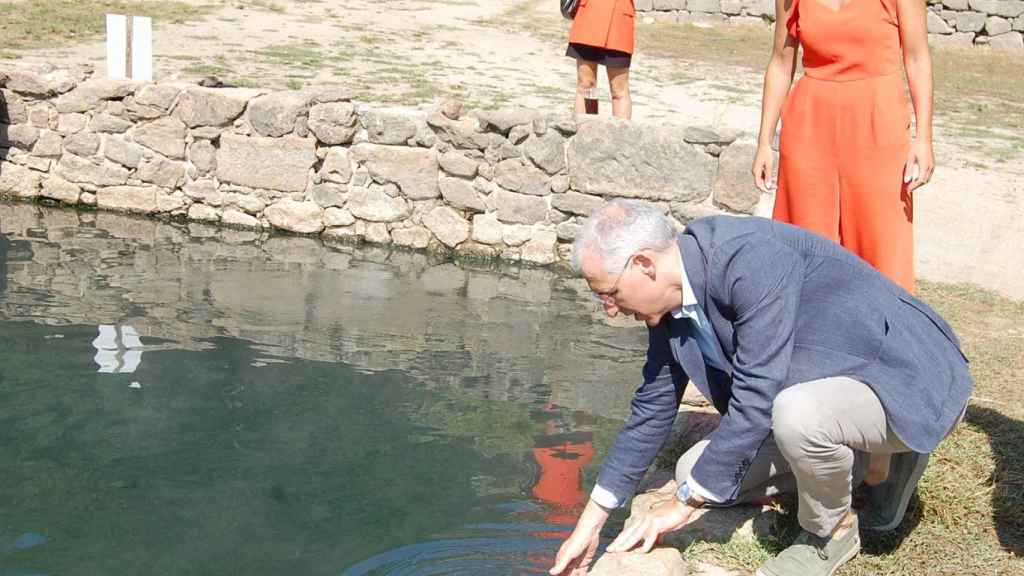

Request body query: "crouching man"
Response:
[550, 200, 972, 576]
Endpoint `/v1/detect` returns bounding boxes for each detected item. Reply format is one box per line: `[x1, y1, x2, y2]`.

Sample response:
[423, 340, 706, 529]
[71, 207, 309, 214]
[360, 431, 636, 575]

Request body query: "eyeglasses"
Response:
[591, 254, 634, 305]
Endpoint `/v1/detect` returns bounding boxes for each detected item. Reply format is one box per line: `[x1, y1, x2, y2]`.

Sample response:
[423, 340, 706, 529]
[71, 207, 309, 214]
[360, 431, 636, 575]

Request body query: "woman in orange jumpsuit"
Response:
[752, 0, 935, 293]
[566, 0, 637, 118]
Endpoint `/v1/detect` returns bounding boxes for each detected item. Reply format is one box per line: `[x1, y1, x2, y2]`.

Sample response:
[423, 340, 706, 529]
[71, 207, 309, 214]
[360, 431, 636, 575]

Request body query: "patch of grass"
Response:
[639, 21, 773, 70]
[0, 0, 214, 51]
[672, 281, 1024, 575]
[252, 40, 326, 69]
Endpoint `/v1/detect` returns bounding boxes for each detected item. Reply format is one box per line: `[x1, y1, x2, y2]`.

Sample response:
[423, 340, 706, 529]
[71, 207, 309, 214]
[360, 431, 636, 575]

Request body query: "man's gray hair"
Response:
[571, 199, 678, 275]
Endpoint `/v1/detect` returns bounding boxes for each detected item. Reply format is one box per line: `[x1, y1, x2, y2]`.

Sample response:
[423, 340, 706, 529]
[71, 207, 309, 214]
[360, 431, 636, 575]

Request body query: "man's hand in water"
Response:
[549, 500, 610, 575]
[606, 498, 695, 554]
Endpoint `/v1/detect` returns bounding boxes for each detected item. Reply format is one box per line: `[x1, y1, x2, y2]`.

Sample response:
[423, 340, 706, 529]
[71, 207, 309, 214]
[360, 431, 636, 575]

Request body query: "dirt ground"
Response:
[5, 0, 1022, 299]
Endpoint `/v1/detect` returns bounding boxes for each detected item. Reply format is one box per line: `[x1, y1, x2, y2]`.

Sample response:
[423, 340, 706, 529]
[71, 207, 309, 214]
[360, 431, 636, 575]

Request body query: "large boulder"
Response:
[216, 133, 316, 193]
[426, 111, 491, 150]
[96, 185, 160, 214]
[0, 161, 42, 198]
[247, 91, 310, 137]
[57, 154, 129, 187]
[351, 144, 439, 200]
[494, 158, 550, 196]
[712, 140, 761, 214]
[133, 116, 187, 159]
[568, 118, 715, 202]
[56, 78, 140, 112]
[136, 156, 187, 189]
[174, 87, 258, 127]
[523, 131, 567, 175]
[422, 206, 470, 248]
[487, 189, 549, 225]
[264, 199, 324, 234]
[308, 102, 358, 145]
[347, 185, 412, 222]
[439, 176, 486, 212]
[1, 90, 28, 125]
[361, 110, 419, 145]
[5, 67, 78, 98]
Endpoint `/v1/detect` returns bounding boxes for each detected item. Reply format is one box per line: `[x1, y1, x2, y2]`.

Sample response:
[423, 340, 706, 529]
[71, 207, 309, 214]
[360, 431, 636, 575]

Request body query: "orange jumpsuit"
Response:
[773, 0, 915, 292]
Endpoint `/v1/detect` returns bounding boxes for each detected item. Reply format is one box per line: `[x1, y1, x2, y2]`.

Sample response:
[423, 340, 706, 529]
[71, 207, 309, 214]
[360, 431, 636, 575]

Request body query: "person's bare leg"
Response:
[864, 453, 891, 485]
[575, 59, 599, 115]
[607, 66, 632, 119]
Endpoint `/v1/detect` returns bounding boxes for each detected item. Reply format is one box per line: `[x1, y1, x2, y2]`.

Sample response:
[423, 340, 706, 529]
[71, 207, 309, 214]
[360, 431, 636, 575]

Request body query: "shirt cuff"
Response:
[685, 475, 725, 504]
[590, 483, 624, 510]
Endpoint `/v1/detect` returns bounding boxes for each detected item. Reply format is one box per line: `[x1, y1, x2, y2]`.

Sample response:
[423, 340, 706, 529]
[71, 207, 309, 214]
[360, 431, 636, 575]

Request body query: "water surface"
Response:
[0, 203, 645, 575]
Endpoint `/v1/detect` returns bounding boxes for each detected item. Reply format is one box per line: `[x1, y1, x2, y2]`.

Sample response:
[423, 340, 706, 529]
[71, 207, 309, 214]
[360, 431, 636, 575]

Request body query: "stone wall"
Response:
[636, 0, 1024, 51]
[0, 64, 769, 268]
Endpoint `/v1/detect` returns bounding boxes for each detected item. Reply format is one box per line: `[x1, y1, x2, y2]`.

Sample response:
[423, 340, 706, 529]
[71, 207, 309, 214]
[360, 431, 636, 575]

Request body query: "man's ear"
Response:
[633, 251, 658, 280]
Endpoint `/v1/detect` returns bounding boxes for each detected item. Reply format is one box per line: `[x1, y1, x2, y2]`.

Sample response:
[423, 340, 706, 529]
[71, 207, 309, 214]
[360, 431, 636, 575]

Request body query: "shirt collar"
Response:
[671, 252, 698, 319]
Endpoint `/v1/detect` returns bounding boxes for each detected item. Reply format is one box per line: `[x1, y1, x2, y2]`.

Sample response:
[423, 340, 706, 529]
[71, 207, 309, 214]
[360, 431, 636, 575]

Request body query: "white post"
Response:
[130, 16, 153, 82]
[106, 13, 153, 81]
[106, 14, 128, 80]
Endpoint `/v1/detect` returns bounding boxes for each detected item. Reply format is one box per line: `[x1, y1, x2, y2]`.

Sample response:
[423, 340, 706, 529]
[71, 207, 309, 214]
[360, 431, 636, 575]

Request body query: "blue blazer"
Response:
[596, 216, 974, 505]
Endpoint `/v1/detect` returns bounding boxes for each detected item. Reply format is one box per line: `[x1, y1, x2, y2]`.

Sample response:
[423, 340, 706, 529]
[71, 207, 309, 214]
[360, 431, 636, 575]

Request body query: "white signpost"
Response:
[106, 14, 153, 82]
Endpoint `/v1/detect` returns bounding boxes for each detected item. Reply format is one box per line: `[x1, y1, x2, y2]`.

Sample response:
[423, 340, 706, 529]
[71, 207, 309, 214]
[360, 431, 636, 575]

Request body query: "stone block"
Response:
[308, 102, 358, 145]
[264, 199, 324, 234]
[247, 91, 310, 137]
[216, 133, 316, 192]
[133, 116, 187, 159]
[351, 143, 439, 200]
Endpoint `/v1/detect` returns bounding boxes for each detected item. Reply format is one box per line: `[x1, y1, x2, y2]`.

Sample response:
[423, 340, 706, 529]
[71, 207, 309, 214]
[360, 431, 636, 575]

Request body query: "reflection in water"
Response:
[0, 203, 644, 575]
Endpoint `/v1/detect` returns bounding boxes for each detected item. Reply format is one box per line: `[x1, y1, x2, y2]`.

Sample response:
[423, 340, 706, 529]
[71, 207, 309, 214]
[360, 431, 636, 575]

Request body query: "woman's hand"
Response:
[903, 138, 934, 192]
[549, 525, 601, 576]
[605, 498, 696, 554]
[752, 143, 776, 193]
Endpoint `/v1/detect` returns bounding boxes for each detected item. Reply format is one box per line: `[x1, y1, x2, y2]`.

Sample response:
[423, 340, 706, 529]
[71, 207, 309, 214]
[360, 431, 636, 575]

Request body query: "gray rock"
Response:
[184, 178, 224, 206]
[96, 185, 160, 214]
[1, 90, 28, 124]
[741, 0, 774, 16]
[508, 124, 532, 145]
[721, 0, 744, 14]
[568, 119, 715, 202]
[439, 176, 487, 212]
[189, 139, 217, 174]
[1, 123, 39, 149]
[58, 154, 129, 186]
[32, 130, 63, 158]
[324, 206, 356, 226]
[713, 140, 761, 214]
[174, 87, 257, 127]
[351, 143, 439, 200]
[310, 87, 354, 104]
[556, 221, 582, 241]
[488, 189, 549, 225]
[264, 199, 324, 234]
[223, 191, 265, 214]
[476, 107, 541, 135]
[502, 223, 533, 246]
[55, 79, 139, 112]
[689, 0, 721, 12]
[320, 147, 352, 184]
[495, 158, 550, 196]
[392, 225, 433, 248]
[471, 212, 504, 245]
[440, 98, 464, 120]
[989, 30, 1024, 49]
[0, 161, 42, 198]
[683, 125, 738, 145]
[484, 137, 522, 163]
[191, 126, 223, 140]
[247, 91, 310, 137]
[551, 191, 605, 216]
[671, 201, 723, 223]
[132, 84, 182, 111]
[57, 113, 88, 134]
[362, 110, 419, 145]
[426, 111, 491, 150]
[4, 148, 50, 172]
[156, 190, 188, 213]
[942, 0, 968, 8]
[310, 182, 348, 208]
[308, 102, 358, 145]
[439, 150, 479, 177]
[363, 222, 392, 244]
[28, 104, 57, 129]
[927, 10, 954, 33]
[956, 11, 987, 31]
[521, 228, 558, 265]
[63, 132, 100, 157]
[188, 203, 221, 222]
[40, 176, 81, 204]
[6, 68, 77, 98]
[523, 131, 567, 174]
[136, 156, 187, 188]
[222, 208, 262, 229]
[970, 0, 1024, 15]
[89, 113, 133, 134]
[930, 31, 977, 45]
[987, 15, 1012, 34]
[134, 116, 187, 159]
[1016, 14, 1024, 30]
[654, 0, 686, 8]
[347, 185, 412, 222]
[422, 206, 471, 248]
[217, 133, 316, 193]
[104, 136, 145, 168]
[550, 174, 571, 193]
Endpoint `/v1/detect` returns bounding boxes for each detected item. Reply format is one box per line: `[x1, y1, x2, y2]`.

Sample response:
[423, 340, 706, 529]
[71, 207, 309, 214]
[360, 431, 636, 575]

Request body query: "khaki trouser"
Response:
[676, 376, 914, 537]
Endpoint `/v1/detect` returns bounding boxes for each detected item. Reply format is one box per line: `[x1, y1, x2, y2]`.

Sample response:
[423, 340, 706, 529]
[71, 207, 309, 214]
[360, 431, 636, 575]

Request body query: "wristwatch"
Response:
[678, 482, 705, 508]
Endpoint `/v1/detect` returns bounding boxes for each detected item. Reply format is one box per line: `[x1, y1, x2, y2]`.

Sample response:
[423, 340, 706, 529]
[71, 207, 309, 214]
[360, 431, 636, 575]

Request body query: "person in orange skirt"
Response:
[566, 0, 637, 118]
[751, 0, 935, 294]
